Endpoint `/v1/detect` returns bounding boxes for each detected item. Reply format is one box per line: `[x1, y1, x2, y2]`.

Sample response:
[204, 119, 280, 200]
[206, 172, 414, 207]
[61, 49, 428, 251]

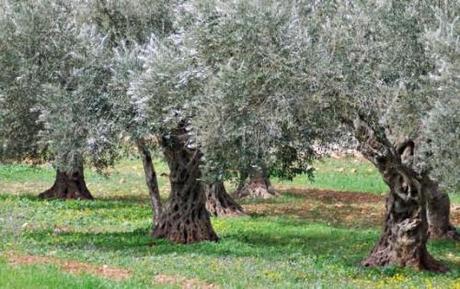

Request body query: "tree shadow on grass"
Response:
[0, 192, 147, 210]
[96, 195, 171, 207]
[20, 215, 460, 272]
[22, 217, 377, 266]
[97, 195, 150, 203]
[0, 193, 40, 202]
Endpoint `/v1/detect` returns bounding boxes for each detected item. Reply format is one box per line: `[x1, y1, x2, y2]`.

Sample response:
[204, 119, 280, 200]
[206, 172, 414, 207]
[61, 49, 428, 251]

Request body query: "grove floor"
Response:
[0, 157, 459, 289]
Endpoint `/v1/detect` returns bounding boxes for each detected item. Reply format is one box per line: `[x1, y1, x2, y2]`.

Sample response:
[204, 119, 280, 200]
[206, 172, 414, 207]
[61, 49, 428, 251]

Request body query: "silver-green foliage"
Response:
[88, 0, 176, 147]
[303, 0, 459, 191]
[1, 0, 458, 191]
[0, 0, 117, 172]
[80, 0, 174, 46]
[188, 0, 328, 180]
[0, 0, 50, 161]
[422, 7, 460, 190]
[128, 34, 208, 137]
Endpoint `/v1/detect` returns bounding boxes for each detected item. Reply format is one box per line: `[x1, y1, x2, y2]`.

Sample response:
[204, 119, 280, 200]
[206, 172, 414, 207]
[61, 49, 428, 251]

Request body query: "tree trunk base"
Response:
[235, 174, 278, 199]
[153, 203, 219, 244]
[154, 122, 218, 244]
[39, 168, 93, 200]
[362, 230, 449, 272]
[360, 192, 448, 273]
[206, 182, 245, 217]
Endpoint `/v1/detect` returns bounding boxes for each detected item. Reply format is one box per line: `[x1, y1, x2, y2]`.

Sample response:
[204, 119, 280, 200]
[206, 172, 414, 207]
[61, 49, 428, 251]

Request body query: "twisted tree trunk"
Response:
[205, 181, 245, 217]
[353, 119, 447, 272]
[153, 123, 218, 244]
[426, 182, 459, 241]
[136, 139, 162, 228]
[39, 165, 93, 200]
[396, 138, 459, 241]
[235, 169, 277, 199]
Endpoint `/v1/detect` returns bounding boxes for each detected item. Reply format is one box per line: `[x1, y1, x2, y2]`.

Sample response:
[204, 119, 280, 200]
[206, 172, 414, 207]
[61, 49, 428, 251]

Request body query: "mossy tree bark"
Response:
[152, 123, 218, 244]
[353, 119, 447, 272]
[205, 181, 245, 217]
[136, 138, 162, 228]
[39, 165, 93, 200]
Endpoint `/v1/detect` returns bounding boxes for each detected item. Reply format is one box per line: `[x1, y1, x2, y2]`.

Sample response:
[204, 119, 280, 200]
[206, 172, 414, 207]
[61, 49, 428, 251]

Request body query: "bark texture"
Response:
[205, 181, 245, 217]
[397, 138, 459, 241]
[235, 169, 278, 199]
[39, 166, 93, 200]
[136, 139, 162, 228]
[426, 182, 460, 241]
[153, 123, 218, 244]
[353, 119, 447, 272]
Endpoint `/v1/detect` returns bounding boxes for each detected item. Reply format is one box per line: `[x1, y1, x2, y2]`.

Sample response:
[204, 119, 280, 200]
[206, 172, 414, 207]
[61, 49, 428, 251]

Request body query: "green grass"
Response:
[274, 157, 388, 194]
[0, 158, 170, 201]
[0, 157, 459, 289]
[273, 156, 460, 204]
[0, 260, 143, 289]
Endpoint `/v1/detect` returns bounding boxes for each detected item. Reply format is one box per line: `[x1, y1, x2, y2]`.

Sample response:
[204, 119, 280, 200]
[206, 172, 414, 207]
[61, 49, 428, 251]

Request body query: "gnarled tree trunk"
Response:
[235, 169, 278, 199]
[396, 138, 459, 241]
[39, 165, 93, 200]
[353, 119, 447, 272]
[426, 182, 459, 241]
[153, 123, 218, 244]
[136, 138, 162, 228]
[205, 181, 245, 217]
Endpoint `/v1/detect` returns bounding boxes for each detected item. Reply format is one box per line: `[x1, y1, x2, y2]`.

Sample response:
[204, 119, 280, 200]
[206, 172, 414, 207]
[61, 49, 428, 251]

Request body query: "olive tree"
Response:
[128, 33, 219, 243]
[81, 0, 175, 225]
[0, 0, 118, 199]
[293, 0, 459, 271]
[187, 0, 323, 204]
[192, 0, 458, 271]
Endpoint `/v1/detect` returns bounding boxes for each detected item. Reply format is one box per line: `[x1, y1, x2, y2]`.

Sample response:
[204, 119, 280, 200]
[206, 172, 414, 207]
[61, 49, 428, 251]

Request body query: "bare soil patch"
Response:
[6, 253, 131, 281]
[244, 187, 460, 228]
[276, 186, 383, 203]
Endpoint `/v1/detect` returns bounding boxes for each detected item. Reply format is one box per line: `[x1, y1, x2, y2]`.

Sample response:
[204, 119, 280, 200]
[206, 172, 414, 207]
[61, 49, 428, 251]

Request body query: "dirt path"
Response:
[6, 253, 131, 281]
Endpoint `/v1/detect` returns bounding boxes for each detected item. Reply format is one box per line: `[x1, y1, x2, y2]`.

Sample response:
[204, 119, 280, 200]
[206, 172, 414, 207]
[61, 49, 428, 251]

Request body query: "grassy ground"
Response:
[0, 157, 459, 289]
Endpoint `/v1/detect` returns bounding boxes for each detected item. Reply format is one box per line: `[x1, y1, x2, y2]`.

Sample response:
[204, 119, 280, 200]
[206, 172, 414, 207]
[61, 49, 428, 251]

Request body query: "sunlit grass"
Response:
[273, 157, 389, 195]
